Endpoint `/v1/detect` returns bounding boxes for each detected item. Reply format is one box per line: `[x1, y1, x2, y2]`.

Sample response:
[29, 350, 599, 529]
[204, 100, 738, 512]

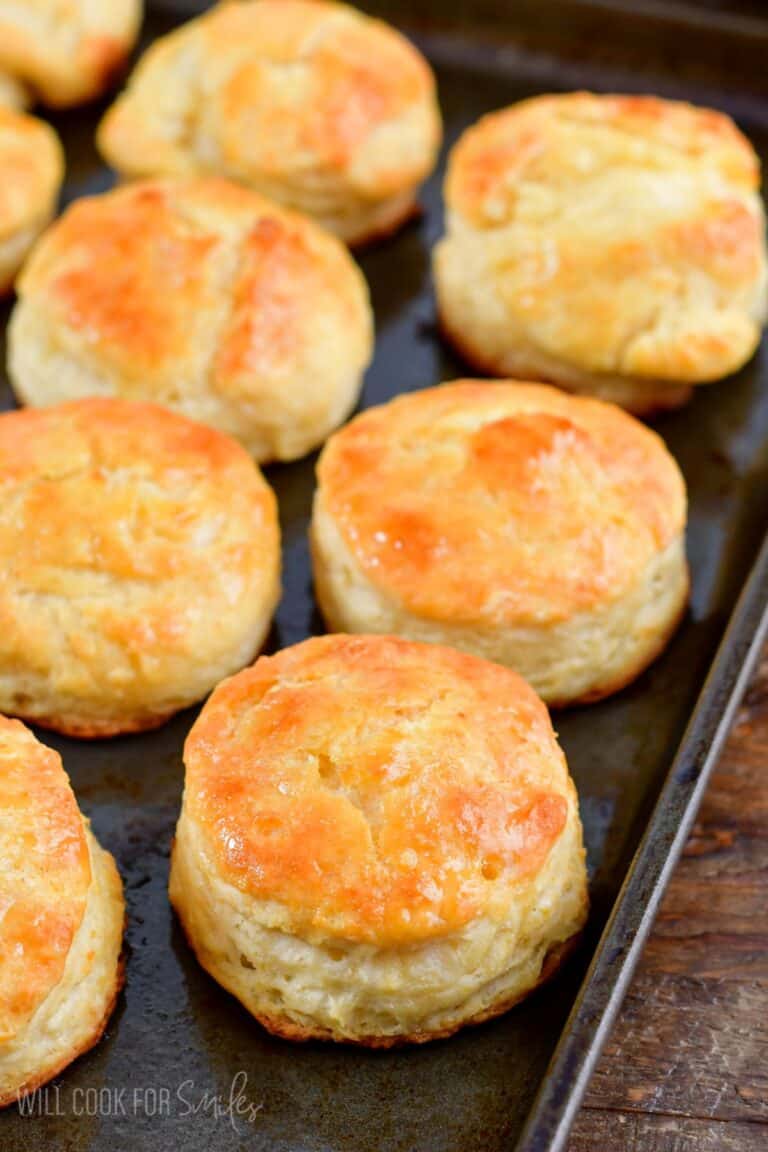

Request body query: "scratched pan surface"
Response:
[1, 3, 768, 1151]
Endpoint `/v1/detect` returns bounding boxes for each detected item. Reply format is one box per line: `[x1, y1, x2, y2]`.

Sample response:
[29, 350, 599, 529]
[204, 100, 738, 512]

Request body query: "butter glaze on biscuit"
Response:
[312, 381, 689, 704]
[0, 717, 124, 1105]
[9, 177, 373, 461]
[0, 398, 280, 736]
[170, 634, 588, 1044]
[435, 94, 768, 412]
[97, 0, 441, 245]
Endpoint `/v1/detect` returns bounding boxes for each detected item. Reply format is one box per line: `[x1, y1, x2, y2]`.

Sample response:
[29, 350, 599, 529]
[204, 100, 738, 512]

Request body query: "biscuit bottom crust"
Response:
[312, 492, 689, 706]
[0, 828, 124, 1107]
[170, 805, 587, 1045]
[438, 307, 697, 417]
[12, 706, 178, 741]
[242, 932, 581, 1047]
[313, 189, 419, 248]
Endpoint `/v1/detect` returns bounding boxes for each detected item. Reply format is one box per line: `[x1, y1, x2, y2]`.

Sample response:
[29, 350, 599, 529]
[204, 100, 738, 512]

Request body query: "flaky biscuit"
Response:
[312, 381, 689, 705]
[9, 177, 373, 461]
[0, 106, 62, 295]
[97, 0, 441, 245]
[0, 717, 124, 1106]
[434, 93, 768, 413]
[0, 398, 280, 737]
[0, 0, 142, 108]
[170, 634, 588, 1045]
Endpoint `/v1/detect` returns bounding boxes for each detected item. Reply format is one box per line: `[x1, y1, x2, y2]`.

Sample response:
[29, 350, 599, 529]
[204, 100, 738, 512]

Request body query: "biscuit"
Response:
[434, 93, 768, 414]
[0, 106, 62, 296]
[312, 381, 689, 705]
[0, 72, 28, 111]
[0, 717, 124, 1106]
[97, 0, 441, 245]
[0, 398, 280, 737]
[170, 633, 588, 1045]
[0, 0, 142, 108]
[9, 177, 373, 462]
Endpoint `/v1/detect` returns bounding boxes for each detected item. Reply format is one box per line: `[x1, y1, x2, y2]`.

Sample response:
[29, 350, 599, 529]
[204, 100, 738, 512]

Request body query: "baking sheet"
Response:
[1, 3, 768, 1150]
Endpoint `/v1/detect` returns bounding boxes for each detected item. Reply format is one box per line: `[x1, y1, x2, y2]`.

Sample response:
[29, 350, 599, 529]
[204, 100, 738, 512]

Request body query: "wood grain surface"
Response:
[569, 648, 768, 1150]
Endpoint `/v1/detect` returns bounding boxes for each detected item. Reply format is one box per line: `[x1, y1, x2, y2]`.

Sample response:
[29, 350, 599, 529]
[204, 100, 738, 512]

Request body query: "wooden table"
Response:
[569, 648, 768, 1151]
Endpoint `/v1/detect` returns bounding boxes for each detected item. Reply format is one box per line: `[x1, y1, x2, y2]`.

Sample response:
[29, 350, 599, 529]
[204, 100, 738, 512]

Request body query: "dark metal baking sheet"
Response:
[2, 3, 768, 1151]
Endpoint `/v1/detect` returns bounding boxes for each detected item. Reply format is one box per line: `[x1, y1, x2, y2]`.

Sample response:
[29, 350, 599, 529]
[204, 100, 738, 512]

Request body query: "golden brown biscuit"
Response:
[0, 717, 124, 1106]
[170, 634, 588, 1045]
[0, 398, 280, 737]
[312, 381, 689, 705]
[9, 177, 373, 461]
[0, 106, 62, 295]
[97, 0, 441, 245]
[0, 0, 142, 108]
[434, 93, 768, 413]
